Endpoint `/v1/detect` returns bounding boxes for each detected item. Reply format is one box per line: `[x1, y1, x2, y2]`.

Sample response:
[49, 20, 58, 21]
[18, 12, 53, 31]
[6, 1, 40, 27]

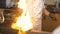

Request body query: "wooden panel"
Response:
[42, 14, 60, 32]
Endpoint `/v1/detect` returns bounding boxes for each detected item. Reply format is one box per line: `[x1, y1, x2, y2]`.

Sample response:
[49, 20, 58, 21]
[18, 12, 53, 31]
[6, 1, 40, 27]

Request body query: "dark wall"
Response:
[0, 0, 6, 8]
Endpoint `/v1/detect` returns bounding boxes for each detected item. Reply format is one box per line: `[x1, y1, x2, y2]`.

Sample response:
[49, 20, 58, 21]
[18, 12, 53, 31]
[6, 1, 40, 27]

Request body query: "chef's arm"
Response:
[43, 8, 57, 21]
[43, 8, 50, 16]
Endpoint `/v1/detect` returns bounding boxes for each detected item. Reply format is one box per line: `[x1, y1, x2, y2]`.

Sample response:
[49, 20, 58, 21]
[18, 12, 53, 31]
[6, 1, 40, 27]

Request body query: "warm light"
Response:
[11, 0, 33, 34]
[16, 16, 33, 31]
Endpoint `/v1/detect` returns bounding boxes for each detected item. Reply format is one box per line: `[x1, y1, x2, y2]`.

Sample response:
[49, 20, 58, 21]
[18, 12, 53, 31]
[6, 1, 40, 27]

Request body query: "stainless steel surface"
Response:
[26, 31, 51, 34]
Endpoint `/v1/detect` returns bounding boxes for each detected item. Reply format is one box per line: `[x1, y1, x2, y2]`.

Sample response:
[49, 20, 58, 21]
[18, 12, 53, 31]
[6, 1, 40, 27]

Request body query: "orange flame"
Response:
[11, 0, 33, 34]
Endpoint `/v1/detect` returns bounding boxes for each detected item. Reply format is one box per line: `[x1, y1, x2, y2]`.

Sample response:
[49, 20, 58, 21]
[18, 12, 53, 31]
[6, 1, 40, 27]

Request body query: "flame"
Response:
[11, 0, 33, 34]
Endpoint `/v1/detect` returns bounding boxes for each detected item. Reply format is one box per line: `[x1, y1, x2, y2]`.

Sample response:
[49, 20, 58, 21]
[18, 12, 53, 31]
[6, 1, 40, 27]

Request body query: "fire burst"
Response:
[11, 0, 33, 34]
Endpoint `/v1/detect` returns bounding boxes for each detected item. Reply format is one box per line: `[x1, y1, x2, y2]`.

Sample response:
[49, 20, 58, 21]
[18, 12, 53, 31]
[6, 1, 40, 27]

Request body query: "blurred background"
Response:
[0, 0, 60, 34]
[42, 0, 60, 32]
